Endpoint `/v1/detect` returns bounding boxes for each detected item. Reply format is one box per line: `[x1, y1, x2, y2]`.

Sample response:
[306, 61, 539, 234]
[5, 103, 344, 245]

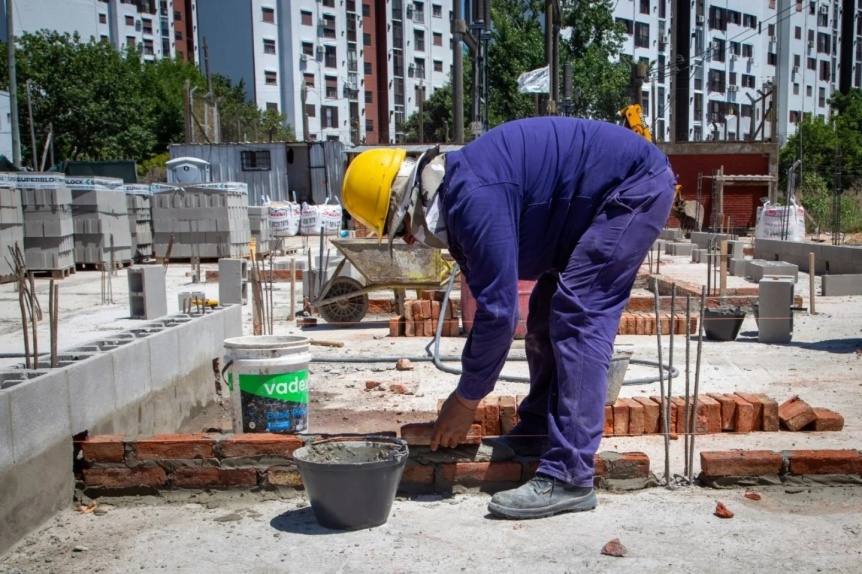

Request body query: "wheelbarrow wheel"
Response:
[318, 277, 369, 326]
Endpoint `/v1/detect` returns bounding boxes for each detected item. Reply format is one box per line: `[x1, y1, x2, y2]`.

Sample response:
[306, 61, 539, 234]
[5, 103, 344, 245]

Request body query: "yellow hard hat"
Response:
[342, 148, 407, 238]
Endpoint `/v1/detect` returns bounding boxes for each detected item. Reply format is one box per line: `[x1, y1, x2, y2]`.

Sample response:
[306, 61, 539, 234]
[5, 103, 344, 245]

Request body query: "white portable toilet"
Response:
[166, 157, 211, 183]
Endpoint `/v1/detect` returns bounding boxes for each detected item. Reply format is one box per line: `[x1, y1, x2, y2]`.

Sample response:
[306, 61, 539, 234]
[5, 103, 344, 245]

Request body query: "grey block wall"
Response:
[0, 304, 242, 555]
[126, 191, 153, 260]
[659, 228, 683, 241]
[128, 266, 168, 320]
[151, 186, 250, 259]
[0, 185, 24, 280]
[821, 275, 862, 296]
[690, 232, 729, 249]
[755, 238, 862, 275]
[665, 242, 694, 256]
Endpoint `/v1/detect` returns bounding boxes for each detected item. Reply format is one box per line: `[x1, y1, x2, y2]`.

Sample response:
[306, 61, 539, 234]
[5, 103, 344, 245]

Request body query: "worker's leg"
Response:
[514, 272, 558, 434]
[538, 170, 675, 487]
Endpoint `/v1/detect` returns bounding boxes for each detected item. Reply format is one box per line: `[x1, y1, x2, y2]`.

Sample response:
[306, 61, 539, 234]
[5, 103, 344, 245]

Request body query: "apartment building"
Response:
[0, 0, 198, 63]
[612, 0, 861, 144]
[198, 0, 453, 144]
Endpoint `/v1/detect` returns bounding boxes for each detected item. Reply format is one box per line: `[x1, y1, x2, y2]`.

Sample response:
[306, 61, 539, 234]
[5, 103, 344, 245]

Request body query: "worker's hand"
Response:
[430, 391, 481, 450]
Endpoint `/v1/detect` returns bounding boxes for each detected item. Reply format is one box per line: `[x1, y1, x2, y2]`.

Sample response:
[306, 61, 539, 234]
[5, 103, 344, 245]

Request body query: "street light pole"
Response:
[6, 0, 22, 166]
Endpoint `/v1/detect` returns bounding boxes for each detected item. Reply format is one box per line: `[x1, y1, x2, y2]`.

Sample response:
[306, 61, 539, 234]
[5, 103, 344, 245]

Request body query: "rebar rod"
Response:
[683, 294, 692, 478]
[653, 278, 671, 488]
[688, 286, 707, 484]
[51, 282, 59, 368]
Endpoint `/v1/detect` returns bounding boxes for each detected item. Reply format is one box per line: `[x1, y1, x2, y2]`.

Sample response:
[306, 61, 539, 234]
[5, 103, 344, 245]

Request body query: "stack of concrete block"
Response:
[664, 242, 693, 256]
[0, 174, 25, 281]
[659, 228, 683, 241]
[729, 258, 749, 276]
[151, 182, 251, 259]
[18, 173, 75, 272]
[124, 185, 153, 261]
[67, 177, 133, 266]
[248, 206, 271, 255]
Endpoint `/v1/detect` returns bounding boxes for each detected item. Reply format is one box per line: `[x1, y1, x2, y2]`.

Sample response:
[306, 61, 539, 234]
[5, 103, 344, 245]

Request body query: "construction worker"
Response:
[341, 117, 676, 519]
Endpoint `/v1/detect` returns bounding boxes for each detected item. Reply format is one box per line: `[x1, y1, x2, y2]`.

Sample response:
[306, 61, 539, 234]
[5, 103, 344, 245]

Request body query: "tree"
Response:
[141, 56, 206, 153]
[259, 108, 296, 142]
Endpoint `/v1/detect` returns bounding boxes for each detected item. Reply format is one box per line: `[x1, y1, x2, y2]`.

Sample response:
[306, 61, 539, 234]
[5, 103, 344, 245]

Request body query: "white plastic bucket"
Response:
[223, 336, 312, 434]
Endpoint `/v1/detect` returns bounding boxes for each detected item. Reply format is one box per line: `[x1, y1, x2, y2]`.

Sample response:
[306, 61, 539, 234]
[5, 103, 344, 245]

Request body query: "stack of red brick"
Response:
[389, 294, 460, 337]
[431, 393, 843, 439]
[616, 312, 698, 335]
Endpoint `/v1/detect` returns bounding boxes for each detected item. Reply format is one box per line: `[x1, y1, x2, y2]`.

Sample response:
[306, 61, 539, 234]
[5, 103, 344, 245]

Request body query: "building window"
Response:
[742, 44, 753, 58]
[174, 10, 181, 21]
[693, 93, 703, 116]
[325, 76, 338, 98]
[143, 39, 154, 55]
[713, 38, 725, 62]
[433, 3, 442, 17]
[433, 32, 442, 46]
[793, 83, 799, 95]
[304, 73, 315, 87]
[302, 42, 314, 56]
[817, 32, 830, 54]
[639, 0, 649, 15]
[175, 30, 183, 41]
[266, 102, 279, 111]
[363, 33, 371, 46]
[818, 87, 826, 107]
[263, 38, 276, 54]
[820, 60, 830, 81]
[262, 7, 275, 23]
[125, 15, 135, 26]
[142, 22, 153, 35]
[321, 106, 339, 128]
[366, 119, 374, 131]
[364, 62, 372, 75]
[363, 3, 371, 16]
[806, 85, 813, 96]
[323, 0, 335, 6]
[634, 22, 649, 48]
[433, 59, 443, 72]
[728, 10, 740, 25]
[364, 90, 373, 103]
[306, 104, 316, 118]
[741, 104, 752, 118]
[708, 6, 727, 31]
[795, 26, 802, 39]
[126, 36, 136, 49]
[241, 150, 271, 171]
[101, 35, 109, 43]
[616, 18, 633, 35]
[741, 74, 755, 88]
[99, 13, 107, 24]
[301, 11, 312, 26]
[742, 13, 756, 28]
[324, 45, 337, 68]
[807, 57, 816, 70]
[730, 42, 740, 55]
[414, 30, 425, 51]
[708, 69, 725, 92]
[413, 58, 425, 77]
[322, 15, 336, 38]
[265, 70, 277, 85]
[658, 54, 666, 84]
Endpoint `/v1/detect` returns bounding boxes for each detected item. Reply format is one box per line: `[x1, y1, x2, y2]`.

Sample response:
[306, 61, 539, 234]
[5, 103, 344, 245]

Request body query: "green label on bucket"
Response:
[239, 371, 309, 403]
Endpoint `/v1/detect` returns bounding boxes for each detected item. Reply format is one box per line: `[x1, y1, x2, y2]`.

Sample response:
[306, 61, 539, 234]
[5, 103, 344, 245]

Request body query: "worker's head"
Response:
[342, 148, 415, 240]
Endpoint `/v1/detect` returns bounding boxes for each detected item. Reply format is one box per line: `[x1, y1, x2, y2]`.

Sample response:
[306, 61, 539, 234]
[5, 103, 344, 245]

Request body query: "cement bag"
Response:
[319, 197, 343, 235]
[755, 201, 806, 242]
[268, 202, 301, 237]
[300, 198, 342, 235]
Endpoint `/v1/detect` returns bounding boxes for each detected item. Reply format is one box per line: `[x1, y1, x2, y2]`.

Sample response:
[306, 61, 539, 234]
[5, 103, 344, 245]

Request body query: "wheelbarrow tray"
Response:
[329, 238, 451, 285]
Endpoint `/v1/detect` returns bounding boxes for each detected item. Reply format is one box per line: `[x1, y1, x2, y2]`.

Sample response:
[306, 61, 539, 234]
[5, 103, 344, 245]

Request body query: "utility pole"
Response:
[183, 79, 192, 144]
[6, 0, 21, 166]
[26, 79, 37, 170]
[203, 37, 212, 93]
[452, 0, 465, 144]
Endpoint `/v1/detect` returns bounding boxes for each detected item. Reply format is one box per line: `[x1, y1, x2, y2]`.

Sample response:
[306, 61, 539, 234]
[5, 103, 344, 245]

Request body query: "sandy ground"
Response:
[2, 236, 862, 571]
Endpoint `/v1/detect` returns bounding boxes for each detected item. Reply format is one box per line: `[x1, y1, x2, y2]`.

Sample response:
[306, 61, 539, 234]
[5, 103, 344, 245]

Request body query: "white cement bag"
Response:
[755, 201, 806, 242]
[268, 202, 301, 237]
[300, 198, 342, 235]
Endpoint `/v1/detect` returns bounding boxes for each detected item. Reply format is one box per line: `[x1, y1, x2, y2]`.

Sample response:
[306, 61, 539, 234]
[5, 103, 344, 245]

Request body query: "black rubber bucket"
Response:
[703, 306, 746, 341]
[293, 436, 409, 530]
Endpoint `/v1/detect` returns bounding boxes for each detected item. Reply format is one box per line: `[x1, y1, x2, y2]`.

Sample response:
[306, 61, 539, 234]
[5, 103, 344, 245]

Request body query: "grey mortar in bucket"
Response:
[293, 437, 409, 530]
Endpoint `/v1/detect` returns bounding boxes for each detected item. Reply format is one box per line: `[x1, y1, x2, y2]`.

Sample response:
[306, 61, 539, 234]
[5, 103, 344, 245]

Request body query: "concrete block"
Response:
[729, 258, 748, 277]
[218, 258, 248, 305]
[691, 248, 705, 263]
[147, 326, 181, 392]
[749, 260, 799, 283]
[665, 242, 693, 256]
[111, 338, 153, 407]
[8, 369, 72, 463]
[65, 353, 117, 434]
[222, 304, 243, 339]
[0, 391, 12, 471]
[659, 228, 682, 241]
[726, 240, 746, 258]
[758, 276, 795, 344]
[127, 266, 168, 320]
[821, 274, 862, 296]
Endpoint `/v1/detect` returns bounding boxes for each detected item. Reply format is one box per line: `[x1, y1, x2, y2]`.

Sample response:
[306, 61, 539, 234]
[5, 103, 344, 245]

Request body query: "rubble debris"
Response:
[600, 538, 627, 557]
[714, 502, 734, 519]
[395, 358, 414, 371]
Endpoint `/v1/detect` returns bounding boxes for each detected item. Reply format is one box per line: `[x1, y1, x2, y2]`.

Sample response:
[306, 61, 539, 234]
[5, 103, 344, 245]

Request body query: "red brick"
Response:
[699, 450, 783, 477]
[482, 396, 502, 436]
[367, 299, 393, 314]
[659, 314, 671, 336]
[651, 397, 678, 435]
[804, 408, 844, 432]
[778, 395, 818, 432]
[734, 392, 764, 429]
[221, 433, 303, 458]
[266, 466, 303, 487]
[419, 300, 432, 319]
[499, 396, 518, 434]
[634, 313, 647, 335]
[83, 466, 166, 488]
[81, 435, 125, 463]
[622, 398, 645, 435]
[388, 316, 405, 337]
[399, 422, 482, 446]
[173, 467, 258, 488]
[633, 397, 660, 433]
[787, 450, 862, 475]
[603, 405, 615, 437]
[594, 456, 607, 477]
[600, 452, 650, 479]
[404, 301, 415, 337]
[440, 461, 521, 485]
[707, 393, 737, 431]
[431, 300, 440, 320]
[670, 397, 690, 433]
[400, 463, 434, 485]
[697, 395, 723, 434]
[736, 392, 779, 431]
[612, 399, 630, 436]
[729, 394, 756, 433]
[135, 434, 215, 460]
[448, 318, 461, 337]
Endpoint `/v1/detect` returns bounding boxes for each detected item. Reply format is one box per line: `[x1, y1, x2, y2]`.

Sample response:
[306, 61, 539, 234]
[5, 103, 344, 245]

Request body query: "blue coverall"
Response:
[439, 117, 676, 487]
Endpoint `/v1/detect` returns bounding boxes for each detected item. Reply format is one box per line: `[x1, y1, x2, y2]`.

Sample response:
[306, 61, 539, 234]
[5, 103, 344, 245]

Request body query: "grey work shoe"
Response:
[488, 475, 597, 519]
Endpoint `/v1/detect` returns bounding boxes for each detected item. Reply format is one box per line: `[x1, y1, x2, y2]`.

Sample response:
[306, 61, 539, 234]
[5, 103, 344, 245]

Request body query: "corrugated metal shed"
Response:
[168, 143, 289, 206]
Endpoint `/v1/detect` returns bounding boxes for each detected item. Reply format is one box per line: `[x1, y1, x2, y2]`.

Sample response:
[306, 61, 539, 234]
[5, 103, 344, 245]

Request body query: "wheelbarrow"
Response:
[311, 239, 457, 325]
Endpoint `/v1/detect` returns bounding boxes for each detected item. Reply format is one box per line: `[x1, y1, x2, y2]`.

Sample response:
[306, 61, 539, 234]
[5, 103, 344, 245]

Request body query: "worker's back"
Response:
[441, 117, 670, 278]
